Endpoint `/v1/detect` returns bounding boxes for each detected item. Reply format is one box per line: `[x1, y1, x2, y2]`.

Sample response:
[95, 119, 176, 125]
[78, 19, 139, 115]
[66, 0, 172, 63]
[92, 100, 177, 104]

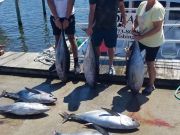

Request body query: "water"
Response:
[0, 0, 89, 52]
[0, 0, 180, 59]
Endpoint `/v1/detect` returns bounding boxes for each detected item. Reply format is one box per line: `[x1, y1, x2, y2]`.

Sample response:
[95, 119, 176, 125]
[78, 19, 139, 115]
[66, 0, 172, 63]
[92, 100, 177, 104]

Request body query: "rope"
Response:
[174, 85, 180, 100]
[34, 47, 55, 65]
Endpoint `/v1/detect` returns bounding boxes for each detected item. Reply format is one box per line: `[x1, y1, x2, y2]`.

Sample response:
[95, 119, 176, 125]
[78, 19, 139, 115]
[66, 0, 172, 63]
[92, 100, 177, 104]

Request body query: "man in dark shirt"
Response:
[87, 0, 126, 75]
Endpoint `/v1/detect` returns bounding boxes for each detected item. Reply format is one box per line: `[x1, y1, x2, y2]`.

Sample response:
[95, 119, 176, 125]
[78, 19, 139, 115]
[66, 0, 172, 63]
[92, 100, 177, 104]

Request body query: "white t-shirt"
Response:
[53, 0, 75, 18]
[136, 0, 165, 47]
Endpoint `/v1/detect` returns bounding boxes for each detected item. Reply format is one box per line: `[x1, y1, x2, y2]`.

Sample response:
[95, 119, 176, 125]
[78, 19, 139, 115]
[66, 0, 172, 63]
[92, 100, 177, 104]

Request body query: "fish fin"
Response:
[101, 107, 120, 116]
[59, 112, 75, 124]
[85, 123, 109, 135]
[15, 99, 22, 102]
[25, 87, 42, 94]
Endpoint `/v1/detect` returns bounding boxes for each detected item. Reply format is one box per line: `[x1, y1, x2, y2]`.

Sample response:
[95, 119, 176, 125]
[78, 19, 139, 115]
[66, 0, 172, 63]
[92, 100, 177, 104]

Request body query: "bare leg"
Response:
[107, 47, 116, 75]
[147, 61, 156, 86]
[108, 47, 115, 66]
[67, 34, 78, 59]
[68, 34, 81, 73]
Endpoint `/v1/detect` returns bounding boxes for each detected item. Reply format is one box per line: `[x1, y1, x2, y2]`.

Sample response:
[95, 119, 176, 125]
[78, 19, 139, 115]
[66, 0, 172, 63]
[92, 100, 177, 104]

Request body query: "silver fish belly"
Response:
[61, 109, 140, 130]
[55, 30, 70, 82]
[0, 102, 50, 115]
[83, 39, 97, 87]
[54, 130, 103, 135]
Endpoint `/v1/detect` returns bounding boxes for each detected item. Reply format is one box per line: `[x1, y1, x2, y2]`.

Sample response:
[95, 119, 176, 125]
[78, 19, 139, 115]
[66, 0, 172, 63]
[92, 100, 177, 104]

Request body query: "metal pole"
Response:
[42, 0, 46, 16]
[15, 0, 22, 27]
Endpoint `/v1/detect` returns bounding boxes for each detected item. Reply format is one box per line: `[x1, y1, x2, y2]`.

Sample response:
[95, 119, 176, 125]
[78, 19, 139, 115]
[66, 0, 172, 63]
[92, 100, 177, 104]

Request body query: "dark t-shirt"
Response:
[89, 0, 123, 29]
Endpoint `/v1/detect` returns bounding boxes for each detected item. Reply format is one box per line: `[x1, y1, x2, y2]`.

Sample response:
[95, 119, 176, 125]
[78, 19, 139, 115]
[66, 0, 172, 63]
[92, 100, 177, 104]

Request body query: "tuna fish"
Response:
[0, 102, 50, 115]
[127, 41, 145, 93]
[53, 131, 105, 135]
[83, 38, 97, 87]
[60, 108, 140, 130]
[55, 29, 70, 82]
[0, 87, 57, 104]
[53, 123, 109, 135]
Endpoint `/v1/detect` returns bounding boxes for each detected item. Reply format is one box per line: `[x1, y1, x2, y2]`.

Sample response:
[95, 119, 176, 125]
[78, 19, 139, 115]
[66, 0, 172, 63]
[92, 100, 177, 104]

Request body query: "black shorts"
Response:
[91, 28, 117, 48]
[139, 42, 160, 62]
[50, 15, 75, 35]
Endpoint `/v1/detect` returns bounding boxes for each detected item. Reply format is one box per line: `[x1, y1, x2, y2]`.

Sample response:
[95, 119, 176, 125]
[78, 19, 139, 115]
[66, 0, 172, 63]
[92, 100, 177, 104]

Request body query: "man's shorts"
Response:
[91, 28, 117, 48]
[50, 15, 75, 35]
[139, 42, 160, 62]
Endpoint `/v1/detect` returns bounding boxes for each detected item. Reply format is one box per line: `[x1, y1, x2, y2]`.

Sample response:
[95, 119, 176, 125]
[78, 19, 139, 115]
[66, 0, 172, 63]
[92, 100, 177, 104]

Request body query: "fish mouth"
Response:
[43, 108, 50, 112]
[136, 121, 140, 127]
[133, 119, 140, 128]
[53, 97, 57, 102]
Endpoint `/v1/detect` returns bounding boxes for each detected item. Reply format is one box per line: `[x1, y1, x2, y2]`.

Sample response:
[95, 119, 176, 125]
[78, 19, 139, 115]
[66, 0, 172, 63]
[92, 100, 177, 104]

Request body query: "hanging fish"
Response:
[83, 38, 97, 87]
[55, 28, 70, 82]
[127, 41, 145, 93]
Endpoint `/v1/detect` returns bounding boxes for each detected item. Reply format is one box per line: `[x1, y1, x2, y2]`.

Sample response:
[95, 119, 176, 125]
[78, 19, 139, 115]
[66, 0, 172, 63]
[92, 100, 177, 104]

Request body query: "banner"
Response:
[117, 13, 136, 40]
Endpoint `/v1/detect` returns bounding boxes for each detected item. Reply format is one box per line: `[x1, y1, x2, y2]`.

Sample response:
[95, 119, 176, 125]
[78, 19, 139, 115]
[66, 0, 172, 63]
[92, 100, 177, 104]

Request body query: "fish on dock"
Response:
[53, 122, 109, 135]
[127, 41, 145, 93]
[60, 108, 140, 130]
[83, 38, 97, 87]
[0, 87, 57, 104]
[55, 29, 70, 82]
[0, 102, 50, 115]
[53, 131, 106, 135]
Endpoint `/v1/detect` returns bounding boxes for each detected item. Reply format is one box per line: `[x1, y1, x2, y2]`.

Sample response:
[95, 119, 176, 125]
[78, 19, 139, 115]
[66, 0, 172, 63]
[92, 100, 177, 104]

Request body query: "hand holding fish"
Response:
[132, 31, 144, 41]
[54, 19, 62, 29]
[133, 35, 144, 41]
[86, 26, 93, 36]
[121, 17, 127, 28]
[63, 19, 69, 29]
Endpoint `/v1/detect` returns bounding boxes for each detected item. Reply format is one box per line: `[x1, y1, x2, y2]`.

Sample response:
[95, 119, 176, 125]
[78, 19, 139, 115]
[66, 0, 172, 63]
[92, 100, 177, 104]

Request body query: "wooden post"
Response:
[15, 0, 22, 27]
[42, 0, 46, 16]
[18, 24, 28, 52]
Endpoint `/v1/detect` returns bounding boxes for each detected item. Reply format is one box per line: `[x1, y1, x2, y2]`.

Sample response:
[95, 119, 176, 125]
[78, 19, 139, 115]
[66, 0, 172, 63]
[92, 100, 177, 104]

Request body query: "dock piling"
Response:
[42, 0, 46, 16]
[15, 0, 22, 27]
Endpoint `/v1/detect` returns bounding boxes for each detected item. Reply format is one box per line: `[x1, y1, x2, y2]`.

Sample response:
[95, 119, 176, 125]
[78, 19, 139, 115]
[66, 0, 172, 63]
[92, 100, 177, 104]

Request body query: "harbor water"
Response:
[0, 0, 180, 59]
[0, 0, 89, 52]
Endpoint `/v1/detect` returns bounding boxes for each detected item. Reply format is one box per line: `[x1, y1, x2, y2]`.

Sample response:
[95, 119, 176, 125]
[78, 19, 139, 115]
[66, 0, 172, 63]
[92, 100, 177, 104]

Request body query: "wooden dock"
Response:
[0, 50, 179, 89]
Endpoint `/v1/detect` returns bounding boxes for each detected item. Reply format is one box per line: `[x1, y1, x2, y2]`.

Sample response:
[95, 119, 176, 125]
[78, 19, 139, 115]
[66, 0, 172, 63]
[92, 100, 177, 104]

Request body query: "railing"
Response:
[75, 7, 180, 59]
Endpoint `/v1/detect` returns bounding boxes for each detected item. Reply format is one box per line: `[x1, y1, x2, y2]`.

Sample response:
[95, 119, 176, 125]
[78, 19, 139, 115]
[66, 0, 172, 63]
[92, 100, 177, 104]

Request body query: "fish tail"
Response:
[59, 112, 76, 124]
[53, 130, 61, 135]
[0, 91, 18, 100]
[0, 90, 7, 98]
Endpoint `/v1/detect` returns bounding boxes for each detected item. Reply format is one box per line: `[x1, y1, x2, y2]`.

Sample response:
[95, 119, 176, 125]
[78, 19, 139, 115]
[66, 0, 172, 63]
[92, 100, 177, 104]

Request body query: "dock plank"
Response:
[0, 51, 179, 87]
[0, 52, 26, 66]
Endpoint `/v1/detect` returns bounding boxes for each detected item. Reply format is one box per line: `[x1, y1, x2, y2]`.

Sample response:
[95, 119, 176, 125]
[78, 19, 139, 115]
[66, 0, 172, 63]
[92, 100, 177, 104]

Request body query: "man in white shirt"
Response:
[47, 0, 80, 74]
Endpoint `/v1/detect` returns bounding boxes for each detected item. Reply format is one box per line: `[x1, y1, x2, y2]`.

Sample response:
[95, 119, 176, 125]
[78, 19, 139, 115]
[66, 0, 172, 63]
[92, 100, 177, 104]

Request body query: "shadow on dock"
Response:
[64, 83, 110, 112]
[111, 86, 149, 113]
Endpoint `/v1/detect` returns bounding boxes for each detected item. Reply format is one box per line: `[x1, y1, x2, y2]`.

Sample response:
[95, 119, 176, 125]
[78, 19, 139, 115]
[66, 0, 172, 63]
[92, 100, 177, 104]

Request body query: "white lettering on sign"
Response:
[117, 13, 136, 40]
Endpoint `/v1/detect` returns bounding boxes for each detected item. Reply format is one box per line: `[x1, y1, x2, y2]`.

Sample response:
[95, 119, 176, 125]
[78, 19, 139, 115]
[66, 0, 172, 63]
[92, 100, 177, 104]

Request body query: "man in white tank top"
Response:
[47, 0, 80, 74]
